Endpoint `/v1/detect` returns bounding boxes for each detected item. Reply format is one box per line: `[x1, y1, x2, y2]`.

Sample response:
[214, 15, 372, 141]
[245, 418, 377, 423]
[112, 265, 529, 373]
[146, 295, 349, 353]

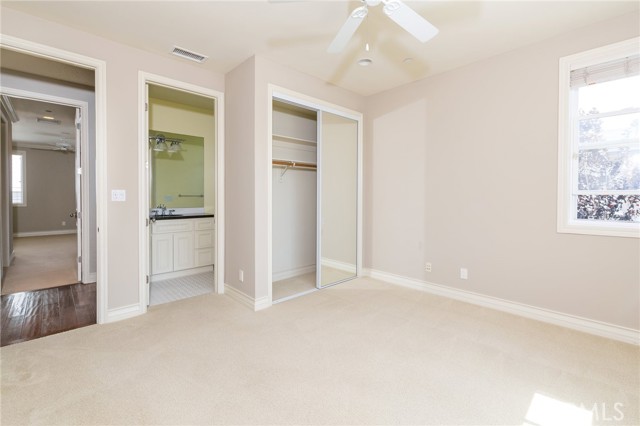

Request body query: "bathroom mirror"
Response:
[148, 85, 216, 214]
[319, 111, 358, 287]
[150, 130, 204, 209]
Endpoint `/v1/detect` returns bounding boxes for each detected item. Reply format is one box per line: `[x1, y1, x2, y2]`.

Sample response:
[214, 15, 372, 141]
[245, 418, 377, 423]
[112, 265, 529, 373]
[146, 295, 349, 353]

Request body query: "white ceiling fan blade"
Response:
[382, 0, 438, 43]
[327, 5, 368, 54]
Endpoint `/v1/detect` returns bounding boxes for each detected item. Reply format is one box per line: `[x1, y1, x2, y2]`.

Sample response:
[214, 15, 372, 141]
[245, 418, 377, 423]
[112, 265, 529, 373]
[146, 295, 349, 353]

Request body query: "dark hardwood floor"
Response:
[1, 283, 96, 347]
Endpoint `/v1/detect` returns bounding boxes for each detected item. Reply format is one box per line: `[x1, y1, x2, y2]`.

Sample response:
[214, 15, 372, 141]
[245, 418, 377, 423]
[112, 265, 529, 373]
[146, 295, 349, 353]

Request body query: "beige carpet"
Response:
[273, 271, 316, 301]
[1, 277, 638, 425]
[1, 235, 78, 295]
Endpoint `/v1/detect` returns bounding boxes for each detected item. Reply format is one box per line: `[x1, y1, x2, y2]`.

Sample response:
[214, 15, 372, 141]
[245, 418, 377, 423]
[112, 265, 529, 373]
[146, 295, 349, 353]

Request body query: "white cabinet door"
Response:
[173, 231, 194, 271]
[195, 248, 214, 267]
[151, 234, 173, 274]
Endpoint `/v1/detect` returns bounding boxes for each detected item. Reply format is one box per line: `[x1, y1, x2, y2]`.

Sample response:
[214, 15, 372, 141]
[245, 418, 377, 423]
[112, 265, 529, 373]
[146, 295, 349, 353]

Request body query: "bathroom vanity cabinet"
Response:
[151, 217, 214, 279]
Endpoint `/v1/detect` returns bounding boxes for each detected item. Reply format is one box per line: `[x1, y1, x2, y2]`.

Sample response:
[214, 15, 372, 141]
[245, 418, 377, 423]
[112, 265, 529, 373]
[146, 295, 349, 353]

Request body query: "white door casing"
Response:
[138, 71, 225, 311]
[0, 35, 107, 323]
[74, 107, 82, 282]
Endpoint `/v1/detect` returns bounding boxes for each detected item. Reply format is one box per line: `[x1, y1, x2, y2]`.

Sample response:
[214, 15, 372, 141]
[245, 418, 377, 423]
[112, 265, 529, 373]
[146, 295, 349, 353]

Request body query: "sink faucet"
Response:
[157, 204, 167, 216]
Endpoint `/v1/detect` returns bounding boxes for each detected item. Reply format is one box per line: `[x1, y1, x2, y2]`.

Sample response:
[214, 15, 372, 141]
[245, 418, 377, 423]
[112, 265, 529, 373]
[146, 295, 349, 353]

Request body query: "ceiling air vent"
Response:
[171, 46, 208, 64]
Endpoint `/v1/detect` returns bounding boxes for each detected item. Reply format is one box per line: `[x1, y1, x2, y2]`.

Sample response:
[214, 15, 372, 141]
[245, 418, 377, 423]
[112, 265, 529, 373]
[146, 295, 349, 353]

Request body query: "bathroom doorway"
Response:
[139, 73, 224, 308]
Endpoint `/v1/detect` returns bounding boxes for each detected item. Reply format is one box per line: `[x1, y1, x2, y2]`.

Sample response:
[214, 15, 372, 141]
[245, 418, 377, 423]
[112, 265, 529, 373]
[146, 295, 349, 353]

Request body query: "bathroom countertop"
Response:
[153, 213, 214, 221]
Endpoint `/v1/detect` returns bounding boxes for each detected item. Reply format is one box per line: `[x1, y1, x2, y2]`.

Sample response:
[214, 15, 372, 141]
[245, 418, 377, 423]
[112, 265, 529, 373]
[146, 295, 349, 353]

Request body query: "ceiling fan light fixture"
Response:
[36, 117, 61, 125]
[328, 0, 438, 53]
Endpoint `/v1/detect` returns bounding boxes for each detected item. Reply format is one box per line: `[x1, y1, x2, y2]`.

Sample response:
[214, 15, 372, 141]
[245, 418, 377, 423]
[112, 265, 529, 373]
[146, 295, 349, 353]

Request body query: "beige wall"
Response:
[364, 12, 640, 329]
[224, 56, 257, 297]
[1, 7, 224, 311]
[13, 148, 76, 234]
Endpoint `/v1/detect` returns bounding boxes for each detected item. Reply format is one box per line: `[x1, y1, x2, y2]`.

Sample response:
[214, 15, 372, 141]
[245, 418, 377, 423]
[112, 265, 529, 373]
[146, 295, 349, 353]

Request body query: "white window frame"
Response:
[558, 37, 640, 238]
[11, 150, 26, 207]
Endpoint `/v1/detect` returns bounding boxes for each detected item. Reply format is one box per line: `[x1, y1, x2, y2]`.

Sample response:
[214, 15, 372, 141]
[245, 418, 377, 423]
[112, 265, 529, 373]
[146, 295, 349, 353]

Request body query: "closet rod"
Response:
[272, 159, 317, 169]
[272, 159, 316, 178]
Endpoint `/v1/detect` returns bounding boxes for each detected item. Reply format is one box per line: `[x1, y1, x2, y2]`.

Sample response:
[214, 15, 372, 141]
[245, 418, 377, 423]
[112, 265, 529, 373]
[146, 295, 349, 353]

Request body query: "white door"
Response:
[74, 108, 82, 282]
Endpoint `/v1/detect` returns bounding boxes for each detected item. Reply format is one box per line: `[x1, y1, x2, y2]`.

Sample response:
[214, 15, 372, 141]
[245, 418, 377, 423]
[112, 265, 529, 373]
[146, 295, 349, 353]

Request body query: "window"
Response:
[12, 151, 26, 206]
[558, 38, 640, 238]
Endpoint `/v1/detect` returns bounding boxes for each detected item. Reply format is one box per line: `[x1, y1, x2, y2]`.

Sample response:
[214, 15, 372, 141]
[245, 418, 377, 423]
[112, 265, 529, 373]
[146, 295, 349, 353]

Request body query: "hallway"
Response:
[2, 234, 78, 295]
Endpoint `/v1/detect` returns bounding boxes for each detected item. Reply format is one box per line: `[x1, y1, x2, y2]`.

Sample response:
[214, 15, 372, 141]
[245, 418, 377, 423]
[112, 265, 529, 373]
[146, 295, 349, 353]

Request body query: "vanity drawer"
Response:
[195, 218, 214, 231]
[195, 230, 213, 248]
[152, 220, 193, 234]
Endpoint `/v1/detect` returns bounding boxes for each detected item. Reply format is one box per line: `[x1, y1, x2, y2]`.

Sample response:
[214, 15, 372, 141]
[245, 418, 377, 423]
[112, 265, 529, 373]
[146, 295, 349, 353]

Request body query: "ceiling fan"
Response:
[328, 0, 439, 53]
[31, 142, 75, 153]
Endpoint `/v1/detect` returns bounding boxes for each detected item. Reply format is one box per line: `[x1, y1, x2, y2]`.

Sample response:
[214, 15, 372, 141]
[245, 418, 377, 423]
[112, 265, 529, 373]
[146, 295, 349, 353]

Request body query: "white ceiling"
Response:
[7, 96, 77, 150]
[3, 1, 639, 96]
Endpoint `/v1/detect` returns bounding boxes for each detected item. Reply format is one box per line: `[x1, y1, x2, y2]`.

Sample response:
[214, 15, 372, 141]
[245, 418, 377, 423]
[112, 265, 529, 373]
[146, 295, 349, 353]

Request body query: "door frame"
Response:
[0, 88, 90, 283]
[0, 34, 107, 323]
[267, 85, 363, 304]
[138, 72, 225, 310]
[0, 107, 11, 285]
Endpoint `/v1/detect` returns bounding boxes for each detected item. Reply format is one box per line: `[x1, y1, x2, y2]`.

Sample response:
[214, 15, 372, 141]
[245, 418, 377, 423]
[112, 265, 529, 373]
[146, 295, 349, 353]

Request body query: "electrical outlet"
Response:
[62, 221, 66, 226]
[239, 269, 244, 283]
[460, 268, 468, 280]
[425, 262, 432, 272]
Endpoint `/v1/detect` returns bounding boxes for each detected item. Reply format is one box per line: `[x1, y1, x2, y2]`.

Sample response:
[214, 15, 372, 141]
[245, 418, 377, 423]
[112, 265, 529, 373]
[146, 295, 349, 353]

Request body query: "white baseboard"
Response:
[150, 266, 213, 283]
[14, 230, 77, 237]
[254, 295, 271, 311]
[272, 264, 315, 282]
[363, 268, 639, 346]
[106, 303, 142, 323]
[224, 284, 272, 311]
[322, 257, 357, 274]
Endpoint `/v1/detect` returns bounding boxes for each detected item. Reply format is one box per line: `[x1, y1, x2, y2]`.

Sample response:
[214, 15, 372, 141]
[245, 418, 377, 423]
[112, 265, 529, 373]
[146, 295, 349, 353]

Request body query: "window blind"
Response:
[570, 54, 640, 88]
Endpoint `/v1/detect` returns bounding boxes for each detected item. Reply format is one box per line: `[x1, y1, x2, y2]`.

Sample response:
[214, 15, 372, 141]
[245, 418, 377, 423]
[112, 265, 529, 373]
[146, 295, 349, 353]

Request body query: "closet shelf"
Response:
[272, 133, 316, 146]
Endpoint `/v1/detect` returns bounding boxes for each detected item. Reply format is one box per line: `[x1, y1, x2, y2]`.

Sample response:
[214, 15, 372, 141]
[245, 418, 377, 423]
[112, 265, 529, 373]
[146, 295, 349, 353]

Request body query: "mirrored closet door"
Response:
[318, 111, 358, 288]
[271, 94, 361, 302]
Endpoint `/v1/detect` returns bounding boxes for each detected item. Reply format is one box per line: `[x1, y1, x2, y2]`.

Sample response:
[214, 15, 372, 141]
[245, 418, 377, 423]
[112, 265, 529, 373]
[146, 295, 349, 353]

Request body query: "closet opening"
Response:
[270, 91, 362, 304]
[271, 100, 318, 301]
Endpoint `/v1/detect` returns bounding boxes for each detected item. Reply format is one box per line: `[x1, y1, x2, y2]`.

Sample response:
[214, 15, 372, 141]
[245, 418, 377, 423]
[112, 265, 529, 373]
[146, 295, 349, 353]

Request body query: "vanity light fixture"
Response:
[149, 134, 184, 153]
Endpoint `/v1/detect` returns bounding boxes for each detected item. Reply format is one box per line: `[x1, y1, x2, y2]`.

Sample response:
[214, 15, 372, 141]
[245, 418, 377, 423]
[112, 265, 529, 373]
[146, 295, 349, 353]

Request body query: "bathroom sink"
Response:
[152, 214, 184, 219]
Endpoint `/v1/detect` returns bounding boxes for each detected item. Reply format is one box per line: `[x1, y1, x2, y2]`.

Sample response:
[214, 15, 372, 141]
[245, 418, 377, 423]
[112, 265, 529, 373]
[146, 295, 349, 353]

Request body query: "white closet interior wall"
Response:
[272, 103, 317, 281]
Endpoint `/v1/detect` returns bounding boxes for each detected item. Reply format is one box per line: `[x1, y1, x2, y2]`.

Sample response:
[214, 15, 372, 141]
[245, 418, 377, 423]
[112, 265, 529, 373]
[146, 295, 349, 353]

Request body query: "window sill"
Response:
[557, 222, 640, 238]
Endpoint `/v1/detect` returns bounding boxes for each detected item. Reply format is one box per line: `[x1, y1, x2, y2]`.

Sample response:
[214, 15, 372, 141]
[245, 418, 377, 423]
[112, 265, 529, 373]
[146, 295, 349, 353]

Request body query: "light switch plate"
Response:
[111, 189, 126, 202]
